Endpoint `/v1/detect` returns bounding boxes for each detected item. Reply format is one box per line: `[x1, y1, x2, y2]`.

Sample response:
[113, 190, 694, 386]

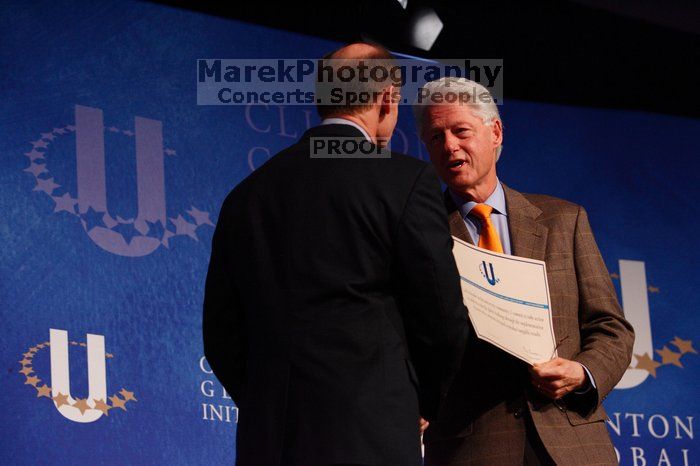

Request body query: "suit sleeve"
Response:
[571, 206, 634, 412]
[394, 163, 470, 421]
[202, 199, 246, 406]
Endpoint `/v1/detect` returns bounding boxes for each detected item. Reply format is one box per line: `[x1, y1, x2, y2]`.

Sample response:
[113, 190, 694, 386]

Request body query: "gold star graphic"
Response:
[53, 392, 70, 407]
[610, 273, 620, 279]
[43, 341, 50, 346]
[648, 286, 660, 293]
[37, 343, 45, 349]
[106, 353, 113, 359]
[24, 375, 40, 386]
[109, 395, 127, 411]
[70, 341, 78, 346]
[119, 389, 137, 402]
[671, 337, 697, 355]
[72, 398, 90, 415]
[79, 342, 86, 347]
[36, 385, 52, 398]
[29, 346, 39, 352]
[93, 398, 111, 415]
[656, 346, 683, 368]
[19, 366, 33, 376]
[19, 358, 32, 366]
[22, 351, 34, 359]
[635, 353, 662, 377]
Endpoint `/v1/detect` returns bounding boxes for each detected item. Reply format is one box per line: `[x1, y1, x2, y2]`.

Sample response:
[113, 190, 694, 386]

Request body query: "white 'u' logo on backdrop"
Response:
[49, 329, 107, 422]
[616, 260, 653, 389]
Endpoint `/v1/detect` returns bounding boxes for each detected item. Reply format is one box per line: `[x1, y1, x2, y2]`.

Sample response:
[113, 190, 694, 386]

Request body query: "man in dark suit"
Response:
[203, 44, 469, 465]
[414, 77, 634, 465]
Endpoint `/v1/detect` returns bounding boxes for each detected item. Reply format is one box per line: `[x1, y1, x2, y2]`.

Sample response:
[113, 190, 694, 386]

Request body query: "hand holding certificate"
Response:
[451, 236, 557, 365]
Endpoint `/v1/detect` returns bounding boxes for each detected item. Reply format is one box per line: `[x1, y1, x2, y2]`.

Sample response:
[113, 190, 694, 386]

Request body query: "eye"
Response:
[429, 132, 443, 143]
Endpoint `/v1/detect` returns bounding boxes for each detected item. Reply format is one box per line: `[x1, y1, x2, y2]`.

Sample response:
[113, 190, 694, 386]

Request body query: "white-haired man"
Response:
[415, 77, 634, 465]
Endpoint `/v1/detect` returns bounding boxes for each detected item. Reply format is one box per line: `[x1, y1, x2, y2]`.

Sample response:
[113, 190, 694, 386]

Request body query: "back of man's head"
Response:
[315, 43, 401, 119]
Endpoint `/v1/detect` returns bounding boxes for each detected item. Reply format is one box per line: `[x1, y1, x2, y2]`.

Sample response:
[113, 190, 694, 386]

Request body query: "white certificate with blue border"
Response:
[452, 236, 557, 365]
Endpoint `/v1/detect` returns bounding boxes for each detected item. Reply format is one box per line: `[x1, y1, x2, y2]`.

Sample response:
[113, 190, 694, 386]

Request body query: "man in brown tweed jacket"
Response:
[414, 77, 634, 465]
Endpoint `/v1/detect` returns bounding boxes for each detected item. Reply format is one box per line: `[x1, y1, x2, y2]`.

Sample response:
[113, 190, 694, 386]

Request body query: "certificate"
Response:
[452, 236, 557, 365]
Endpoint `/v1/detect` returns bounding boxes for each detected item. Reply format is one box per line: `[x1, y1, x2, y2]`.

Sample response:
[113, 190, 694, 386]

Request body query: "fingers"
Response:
[536, 378, 566, 390]
[530, 358, 587, 400]
[530, 378, 569, 399]
[530, 360, 573, 400]
[419, 417, 429, 434]
[530, 358, 566, 379]
[532, 358, 585, 381]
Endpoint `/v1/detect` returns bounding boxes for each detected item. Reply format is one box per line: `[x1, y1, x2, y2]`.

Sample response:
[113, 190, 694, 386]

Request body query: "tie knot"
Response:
[470, 203, 493, 222]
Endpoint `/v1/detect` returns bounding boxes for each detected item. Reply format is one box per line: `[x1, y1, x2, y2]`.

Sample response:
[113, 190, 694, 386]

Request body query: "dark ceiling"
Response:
[155, 0, 699, 119]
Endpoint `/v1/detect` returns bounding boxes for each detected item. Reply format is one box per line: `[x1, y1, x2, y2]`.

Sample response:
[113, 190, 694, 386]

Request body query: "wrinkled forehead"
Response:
[422, 103, 483, 128]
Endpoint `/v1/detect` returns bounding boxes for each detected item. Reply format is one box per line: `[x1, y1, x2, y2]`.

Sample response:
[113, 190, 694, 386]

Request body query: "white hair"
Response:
[413, 77, 503, 160]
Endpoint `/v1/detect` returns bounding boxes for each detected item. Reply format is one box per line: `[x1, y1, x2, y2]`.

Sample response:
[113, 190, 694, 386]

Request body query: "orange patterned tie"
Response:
[470, 204, 504, 253]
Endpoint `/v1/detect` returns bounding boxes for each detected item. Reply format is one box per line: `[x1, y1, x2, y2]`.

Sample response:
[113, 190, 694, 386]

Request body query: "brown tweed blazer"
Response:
[424, 184, 634, 466]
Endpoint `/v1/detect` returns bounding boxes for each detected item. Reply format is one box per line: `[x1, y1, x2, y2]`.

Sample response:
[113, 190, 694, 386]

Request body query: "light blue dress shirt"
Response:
[449, 180, 512, 255]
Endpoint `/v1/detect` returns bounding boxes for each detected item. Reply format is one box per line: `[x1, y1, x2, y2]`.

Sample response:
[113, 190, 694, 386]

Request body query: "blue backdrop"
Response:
[1, 1, 698, 464]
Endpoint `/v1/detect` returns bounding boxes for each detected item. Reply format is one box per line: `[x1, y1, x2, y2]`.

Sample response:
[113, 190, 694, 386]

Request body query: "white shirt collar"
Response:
[320, 117, 372, 142]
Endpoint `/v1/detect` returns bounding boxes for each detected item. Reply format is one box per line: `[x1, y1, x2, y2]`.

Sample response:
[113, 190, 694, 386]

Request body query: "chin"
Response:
[448, 174, 476, 190]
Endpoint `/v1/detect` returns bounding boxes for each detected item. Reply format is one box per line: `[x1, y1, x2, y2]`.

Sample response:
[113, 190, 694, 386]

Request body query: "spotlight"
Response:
[408, 7, 443, 51]
[359, 0, 443, 53]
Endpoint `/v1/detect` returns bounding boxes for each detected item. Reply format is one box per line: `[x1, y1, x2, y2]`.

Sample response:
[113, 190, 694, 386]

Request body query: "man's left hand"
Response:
[529, 357, 587, 400]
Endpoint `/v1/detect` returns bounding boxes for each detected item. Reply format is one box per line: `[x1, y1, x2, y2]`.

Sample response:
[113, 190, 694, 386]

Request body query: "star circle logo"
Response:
[18, 330, 136, 422]
[22, 105, 214, 257]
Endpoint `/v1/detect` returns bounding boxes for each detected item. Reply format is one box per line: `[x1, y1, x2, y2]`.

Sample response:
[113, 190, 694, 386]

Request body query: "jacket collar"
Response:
[444, 182, 547, 261]
[300, 123, 368, 141]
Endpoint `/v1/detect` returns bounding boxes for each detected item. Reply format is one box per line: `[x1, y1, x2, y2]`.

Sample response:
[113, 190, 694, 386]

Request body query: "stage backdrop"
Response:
[1, 1, 698, 464]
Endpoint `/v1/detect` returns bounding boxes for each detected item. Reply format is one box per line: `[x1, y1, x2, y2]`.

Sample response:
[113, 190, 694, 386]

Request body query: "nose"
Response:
[443, 132, 460, 154]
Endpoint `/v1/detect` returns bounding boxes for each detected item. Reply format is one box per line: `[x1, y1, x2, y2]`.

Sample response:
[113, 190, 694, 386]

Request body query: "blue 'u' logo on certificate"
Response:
[480, 261, 499, 286]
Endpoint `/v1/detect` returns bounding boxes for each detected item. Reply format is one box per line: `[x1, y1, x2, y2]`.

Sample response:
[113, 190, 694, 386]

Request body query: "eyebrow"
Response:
[428, 121, 474, 131]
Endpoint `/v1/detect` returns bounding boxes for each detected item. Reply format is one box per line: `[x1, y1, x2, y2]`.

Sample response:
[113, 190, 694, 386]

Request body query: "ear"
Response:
[490, 118, 503, 147]
[379, 85, 395, 118]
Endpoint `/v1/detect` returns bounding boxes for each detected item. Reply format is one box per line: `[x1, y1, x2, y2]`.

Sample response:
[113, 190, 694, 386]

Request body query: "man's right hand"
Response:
[419, 417, 430, 434]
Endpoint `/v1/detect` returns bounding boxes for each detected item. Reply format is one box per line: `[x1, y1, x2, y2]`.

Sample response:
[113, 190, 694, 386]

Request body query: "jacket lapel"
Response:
[444, 184, 548, 259]
[444, 191, 473, 244]
[502, 184, 547, 261]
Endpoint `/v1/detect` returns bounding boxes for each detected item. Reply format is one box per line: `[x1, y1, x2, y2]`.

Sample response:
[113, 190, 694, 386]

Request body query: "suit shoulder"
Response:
[220, 143, 300, 206]
[386, 152, 431, 179]
[390, 151, 428, 167]
[513, 191, 588, 239]
[218, 164, 265, 214]
[519, 192, 582, 215]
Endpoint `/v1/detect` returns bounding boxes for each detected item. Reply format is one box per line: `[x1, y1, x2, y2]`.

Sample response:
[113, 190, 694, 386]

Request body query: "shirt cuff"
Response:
[574, 363, 597, 395]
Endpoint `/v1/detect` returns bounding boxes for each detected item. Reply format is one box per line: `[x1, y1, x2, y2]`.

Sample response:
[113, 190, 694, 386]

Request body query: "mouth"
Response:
[446, 159, 466, 171]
